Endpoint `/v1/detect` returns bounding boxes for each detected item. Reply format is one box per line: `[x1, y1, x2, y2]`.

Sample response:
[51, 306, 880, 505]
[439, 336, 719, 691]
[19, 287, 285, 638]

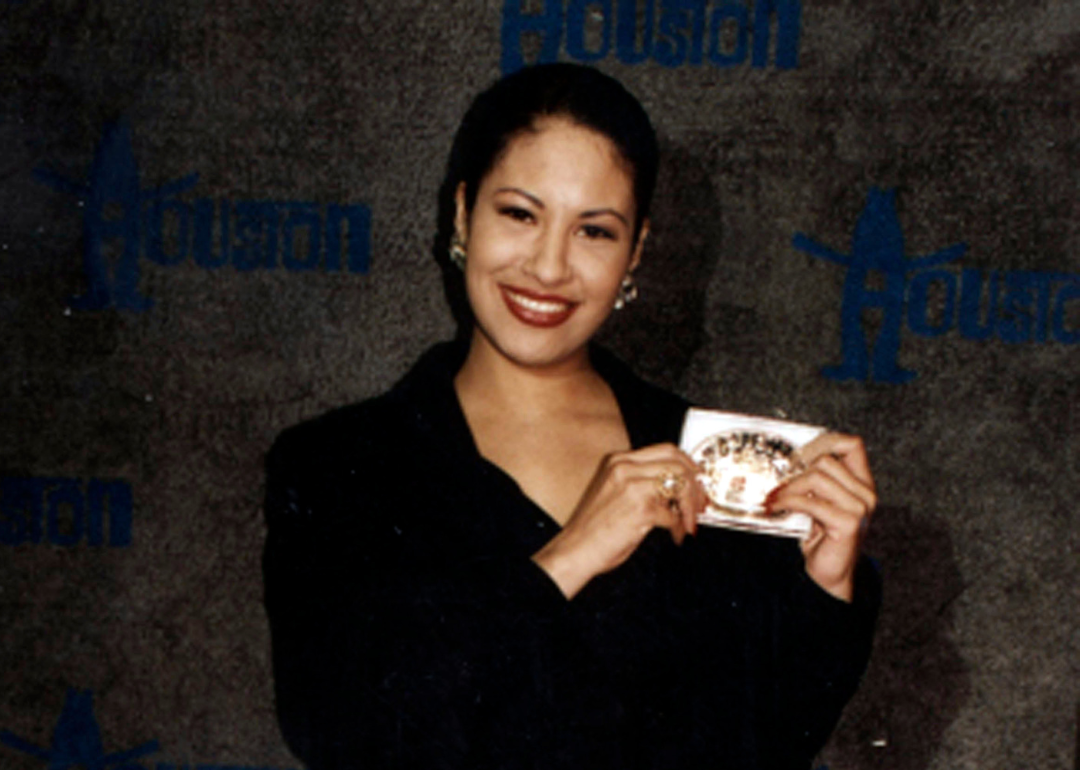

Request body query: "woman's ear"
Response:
[629, 219, 650, 273]
[454, 182, 469, 243]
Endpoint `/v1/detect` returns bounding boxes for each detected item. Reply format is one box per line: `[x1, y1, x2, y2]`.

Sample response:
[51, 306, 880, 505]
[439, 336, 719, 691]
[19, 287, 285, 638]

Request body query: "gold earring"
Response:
[614, 275, 638, 310]
[449, 235, 467, 270]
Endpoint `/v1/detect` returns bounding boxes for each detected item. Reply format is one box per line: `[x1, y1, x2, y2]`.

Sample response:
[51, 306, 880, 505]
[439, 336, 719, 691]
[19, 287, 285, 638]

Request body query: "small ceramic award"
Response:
[679, 409, 826, 539]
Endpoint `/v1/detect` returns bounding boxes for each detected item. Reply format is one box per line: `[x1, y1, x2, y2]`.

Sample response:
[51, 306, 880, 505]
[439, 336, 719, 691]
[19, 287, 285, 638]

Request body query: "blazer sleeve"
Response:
[678, 530, 879, 769]
[262, 414, 583, 770]
[767, 554, 880, 766]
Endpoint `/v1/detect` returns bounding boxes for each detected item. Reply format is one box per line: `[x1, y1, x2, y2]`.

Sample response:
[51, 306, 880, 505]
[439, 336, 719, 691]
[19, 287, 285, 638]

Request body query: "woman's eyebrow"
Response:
[494, 187, 544, 208]
[581, 208, 629, 228]
[495, 188, 630, 228]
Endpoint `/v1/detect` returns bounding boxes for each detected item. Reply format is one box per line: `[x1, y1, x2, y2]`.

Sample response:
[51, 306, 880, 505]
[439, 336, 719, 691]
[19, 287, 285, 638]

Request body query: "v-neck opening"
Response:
[437, 345, 640, 532]
[447, 379, 577, 532]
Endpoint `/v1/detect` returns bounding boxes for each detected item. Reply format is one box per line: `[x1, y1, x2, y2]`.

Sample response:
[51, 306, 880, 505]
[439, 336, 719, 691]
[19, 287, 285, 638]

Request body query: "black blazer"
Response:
[263, 342, 879, 770]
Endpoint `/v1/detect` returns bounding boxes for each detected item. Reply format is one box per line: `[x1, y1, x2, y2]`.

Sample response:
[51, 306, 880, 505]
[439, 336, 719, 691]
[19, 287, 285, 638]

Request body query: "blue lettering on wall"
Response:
[501, 0, 801, 73]
[0, 477, 133, 547]
[35, 120, 372, 312]
[0, 688, 159, 768]
[793, 187, 1080, 383]
[1, 688, 300, 770]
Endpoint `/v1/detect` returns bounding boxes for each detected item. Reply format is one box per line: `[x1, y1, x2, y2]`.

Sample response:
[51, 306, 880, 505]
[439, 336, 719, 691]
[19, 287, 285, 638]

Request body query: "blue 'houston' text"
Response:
[907, 268, 1080, 345]
[0, 477, 133, 547]
[502, 0, 801, 73]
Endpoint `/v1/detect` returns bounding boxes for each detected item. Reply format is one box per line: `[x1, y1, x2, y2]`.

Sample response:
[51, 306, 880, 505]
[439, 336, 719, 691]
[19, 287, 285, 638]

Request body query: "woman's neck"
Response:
[453, 332, 610, 420]
[452, 329, 631, 524]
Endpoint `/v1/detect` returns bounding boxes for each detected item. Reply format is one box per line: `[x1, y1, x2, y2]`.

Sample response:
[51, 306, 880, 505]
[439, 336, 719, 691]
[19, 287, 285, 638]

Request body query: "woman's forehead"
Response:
[510, 116, 628, 165]
[482, 118, 635, 201]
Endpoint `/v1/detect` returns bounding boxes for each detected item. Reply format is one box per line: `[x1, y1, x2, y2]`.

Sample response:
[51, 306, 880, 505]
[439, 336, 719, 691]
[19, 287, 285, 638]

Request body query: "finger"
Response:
[639, 449, 708, 537]
[620, 443, 703, 482]
[606, 456, 692, 493]
[771, 470, 868, 519]
[668, 499, 687, 545]
[670, 479, 701, 537]
[768, 471, 869, 545]
[801, 521, 825, 552]
[649, 486, 687, 545]
[768, 490, 863, 541]
[647, 477, 696, 544]
[806, 455, 877, 513]
[613, 451, 705, 542]
[683, 482, 701, 536]
[611, 463, 690, 533]
[798, 433, 874, 489]
[777, 481, 873, 548]
[620, 442, 688, 463]
[628, 460, 699, 502]
[691, 472, 708, 532]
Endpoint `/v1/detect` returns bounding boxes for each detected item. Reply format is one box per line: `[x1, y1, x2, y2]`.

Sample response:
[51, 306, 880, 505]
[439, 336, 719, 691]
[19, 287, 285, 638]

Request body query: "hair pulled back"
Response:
[450, 63, 657, 230]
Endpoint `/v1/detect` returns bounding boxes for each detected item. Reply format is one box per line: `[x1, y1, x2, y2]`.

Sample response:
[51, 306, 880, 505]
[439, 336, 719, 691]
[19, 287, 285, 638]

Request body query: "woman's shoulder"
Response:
[263, 393, 409, 518]
[266, 342, 465, 479]
[269, 394, 393, 463]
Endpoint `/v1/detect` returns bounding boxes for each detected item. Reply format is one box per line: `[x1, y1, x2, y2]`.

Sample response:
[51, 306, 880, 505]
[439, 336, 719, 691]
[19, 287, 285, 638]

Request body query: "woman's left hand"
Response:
[764, 433, 876, 602]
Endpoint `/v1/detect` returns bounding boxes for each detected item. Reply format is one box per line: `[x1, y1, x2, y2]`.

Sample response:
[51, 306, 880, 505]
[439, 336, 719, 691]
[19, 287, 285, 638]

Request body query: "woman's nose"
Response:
[524, 229, 572, 285]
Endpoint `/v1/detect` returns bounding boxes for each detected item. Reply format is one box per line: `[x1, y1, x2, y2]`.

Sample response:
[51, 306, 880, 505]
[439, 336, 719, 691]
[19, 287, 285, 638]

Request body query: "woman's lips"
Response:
[500, 285, 577, 327]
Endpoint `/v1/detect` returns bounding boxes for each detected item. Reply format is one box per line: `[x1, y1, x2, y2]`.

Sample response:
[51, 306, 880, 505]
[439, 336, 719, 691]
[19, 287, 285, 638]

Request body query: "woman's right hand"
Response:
[532, 443, 706, 599]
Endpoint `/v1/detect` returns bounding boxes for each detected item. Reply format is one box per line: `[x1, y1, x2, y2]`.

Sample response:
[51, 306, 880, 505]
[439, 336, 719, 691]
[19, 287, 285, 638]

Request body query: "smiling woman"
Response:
[455, 117, 644, 381]
[262, 63, 880, 770]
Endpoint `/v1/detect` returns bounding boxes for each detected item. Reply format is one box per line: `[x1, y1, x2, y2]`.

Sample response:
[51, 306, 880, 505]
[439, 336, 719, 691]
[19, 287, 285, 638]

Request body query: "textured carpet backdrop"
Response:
[1, 1, 1077, 768]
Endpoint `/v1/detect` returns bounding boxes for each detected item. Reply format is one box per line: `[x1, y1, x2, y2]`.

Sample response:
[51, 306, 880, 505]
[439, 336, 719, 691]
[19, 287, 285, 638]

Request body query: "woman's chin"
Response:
[472, 326, 592, 372]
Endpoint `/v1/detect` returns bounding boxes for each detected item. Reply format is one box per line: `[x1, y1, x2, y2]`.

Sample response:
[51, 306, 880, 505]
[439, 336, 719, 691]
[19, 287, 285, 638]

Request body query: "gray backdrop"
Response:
[1, 1, 1077, 768]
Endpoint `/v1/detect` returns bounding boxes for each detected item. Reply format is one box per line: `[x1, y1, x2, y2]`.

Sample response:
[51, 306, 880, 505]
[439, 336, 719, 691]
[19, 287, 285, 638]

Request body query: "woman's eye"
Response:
[581, 224, 616, 241]
[499, 206, 534, 223]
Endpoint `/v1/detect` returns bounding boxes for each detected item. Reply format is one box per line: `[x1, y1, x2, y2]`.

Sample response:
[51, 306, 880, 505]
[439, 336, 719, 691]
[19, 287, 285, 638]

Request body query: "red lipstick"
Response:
[499, 285, 578, 328]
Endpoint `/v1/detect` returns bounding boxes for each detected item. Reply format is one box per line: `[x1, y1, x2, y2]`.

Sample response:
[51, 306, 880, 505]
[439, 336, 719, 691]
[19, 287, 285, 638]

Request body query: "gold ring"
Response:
[656, 472, 686, 501]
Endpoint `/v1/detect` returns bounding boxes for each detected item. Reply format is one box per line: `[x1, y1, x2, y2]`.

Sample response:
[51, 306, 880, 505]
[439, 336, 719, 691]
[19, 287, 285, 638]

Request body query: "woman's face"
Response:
[455, 117, 647, 371]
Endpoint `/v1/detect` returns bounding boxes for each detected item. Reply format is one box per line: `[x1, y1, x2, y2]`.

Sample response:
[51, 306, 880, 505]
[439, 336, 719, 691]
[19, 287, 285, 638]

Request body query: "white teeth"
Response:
[505, 290, 569, 314]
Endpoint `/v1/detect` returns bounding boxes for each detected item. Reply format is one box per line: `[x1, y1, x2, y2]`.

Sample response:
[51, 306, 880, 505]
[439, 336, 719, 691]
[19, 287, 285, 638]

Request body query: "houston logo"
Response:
[502, 0, 801, 73]
[794, 188, 1080, 383]
[36, 120, 371, 312]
